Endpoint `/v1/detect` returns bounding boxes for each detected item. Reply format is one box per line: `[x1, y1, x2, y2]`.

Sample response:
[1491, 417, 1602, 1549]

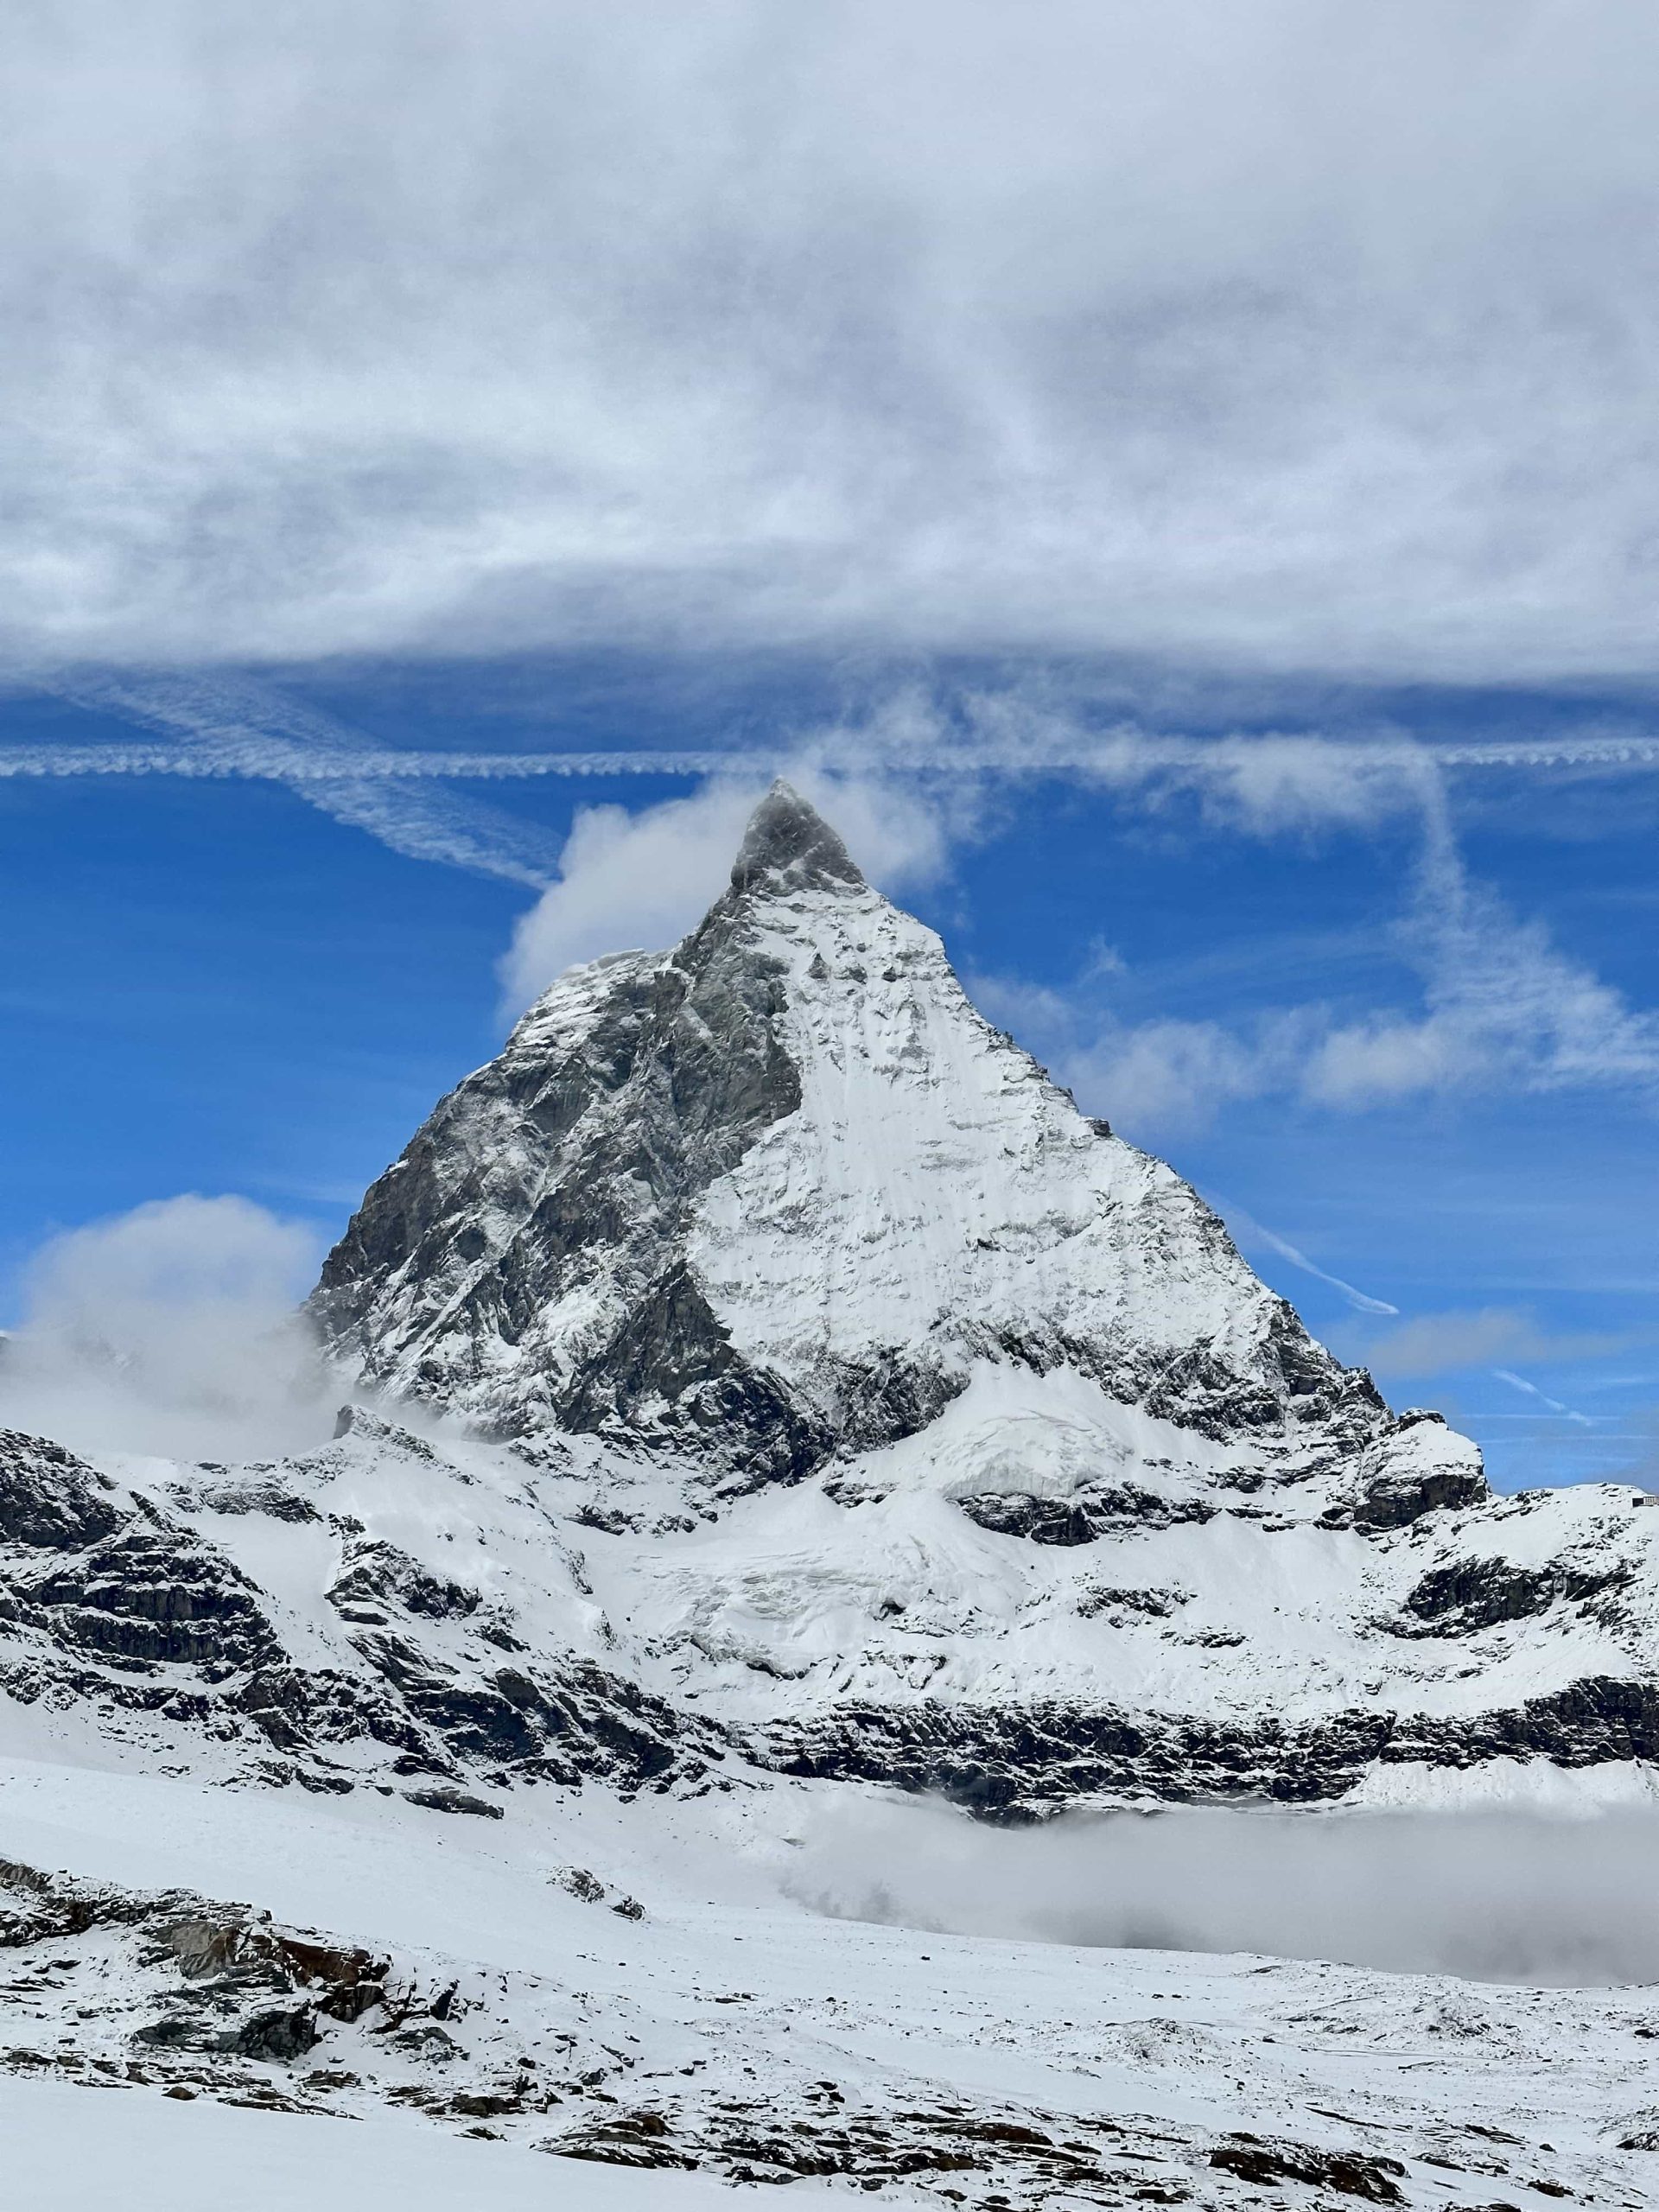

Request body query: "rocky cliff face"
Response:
[3, 784, 1656, 1815]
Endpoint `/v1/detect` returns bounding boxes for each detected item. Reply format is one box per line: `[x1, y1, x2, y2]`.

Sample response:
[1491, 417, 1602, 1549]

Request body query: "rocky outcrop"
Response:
[0, 1425, 728, 1799]
[756, 1675, 1659, 1818]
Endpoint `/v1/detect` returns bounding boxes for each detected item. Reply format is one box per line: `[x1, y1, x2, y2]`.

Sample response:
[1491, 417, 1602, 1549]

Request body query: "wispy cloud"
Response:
[1306, 791, 1659, 1107]
[28, 669, 583, 886]
[977, 743, 1659, 1137]
[1491, 1369, 1595, 1427]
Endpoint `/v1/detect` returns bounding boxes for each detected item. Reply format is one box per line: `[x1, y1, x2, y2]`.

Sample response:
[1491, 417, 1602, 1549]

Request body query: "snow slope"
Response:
[2, 1751, 1657, 2209]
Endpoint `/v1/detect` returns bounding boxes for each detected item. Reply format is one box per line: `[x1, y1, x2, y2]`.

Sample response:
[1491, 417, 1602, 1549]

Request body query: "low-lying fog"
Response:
[785, 1795, 1659, 1986]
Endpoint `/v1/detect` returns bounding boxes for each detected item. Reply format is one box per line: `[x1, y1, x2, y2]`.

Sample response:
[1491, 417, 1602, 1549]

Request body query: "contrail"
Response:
[0, 743, 733, 780]
[9, 662, 1659, 882]
[1201, 1195, 1399, 1316]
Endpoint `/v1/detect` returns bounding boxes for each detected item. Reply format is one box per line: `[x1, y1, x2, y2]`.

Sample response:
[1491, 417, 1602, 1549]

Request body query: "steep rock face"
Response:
[314, 784, 1403, 1498]
[312, 789, 847, 1480]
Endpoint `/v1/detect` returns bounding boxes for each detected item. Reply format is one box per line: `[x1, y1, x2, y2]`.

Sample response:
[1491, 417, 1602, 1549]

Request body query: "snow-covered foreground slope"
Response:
[3, 1750, 1658, 2209]
[0, 2075, 744, 2212]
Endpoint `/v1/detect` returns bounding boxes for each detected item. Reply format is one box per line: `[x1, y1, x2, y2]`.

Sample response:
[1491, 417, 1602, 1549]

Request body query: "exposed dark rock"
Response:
[327, 1538, 480, 1622]
[231, 2005, 320, 2062]
[1076, 1584, 1192, 1620]
[957, 1486, 1216, 1543]
[728, 779, 866, 898]
[551, 1865, 645, 1917]
[1210, 2133, 1406, 2202]
[402, 1784, 505, 1819]
[190, 1479, 321, 1524]
[556, 1262, 829, 1484]
[26, 1519, 284, 1673]
[1332, 1460, 1491, 1531]
[0, 1431, 124, 1552]
[1389, 1556, 1633, 1637]
[759, 1674, 1659, 1814]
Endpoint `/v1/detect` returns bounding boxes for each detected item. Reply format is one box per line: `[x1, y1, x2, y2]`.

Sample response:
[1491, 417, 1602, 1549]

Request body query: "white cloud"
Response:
[500, 784, 758, 1007]
[0, 1195, 339, 1461]
[1307, 810, 1659, 1107]
[7, 6, 1659, 677]
[1063, 1018, 1286, 1139]
[499, 768, 953, 1007]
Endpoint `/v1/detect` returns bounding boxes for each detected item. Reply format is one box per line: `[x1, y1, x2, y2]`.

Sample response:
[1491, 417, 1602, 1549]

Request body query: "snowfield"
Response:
[2, 1748, 1659, 2209]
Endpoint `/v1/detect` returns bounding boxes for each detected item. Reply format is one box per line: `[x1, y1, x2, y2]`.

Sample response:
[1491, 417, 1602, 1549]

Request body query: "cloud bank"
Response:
[0, 1196, 339, 1461]
[787, 1795, 1659, 1985]
[8, 3, 1659, 676]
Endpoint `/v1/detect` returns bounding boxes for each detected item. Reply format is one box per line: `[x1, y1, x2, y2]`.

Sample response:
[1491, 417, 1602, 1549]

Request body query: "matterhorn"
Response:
[2, 782, 1656, 2204]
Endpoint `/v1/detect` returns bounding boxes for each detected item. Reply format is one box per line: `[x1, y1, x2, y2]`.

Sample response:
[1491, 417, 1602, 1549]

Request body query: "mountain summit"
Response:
[729, 775, 867, 893]
[314, 780, 1416, 1511]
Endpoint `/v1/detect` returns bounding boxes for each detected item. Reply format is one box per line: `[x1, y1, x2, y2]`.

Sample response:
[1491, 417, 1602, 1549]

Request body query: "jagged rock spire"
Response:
[729, 779, 865, 897]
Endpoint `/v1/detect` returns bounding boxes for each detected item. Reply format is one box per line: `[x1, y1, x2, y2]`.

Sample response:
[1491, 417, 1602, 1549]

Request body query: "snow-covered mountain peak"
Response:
[312, 791, 1453, 1535]
[728, 777, 866, 899]
[2, 798, 1656, 1921]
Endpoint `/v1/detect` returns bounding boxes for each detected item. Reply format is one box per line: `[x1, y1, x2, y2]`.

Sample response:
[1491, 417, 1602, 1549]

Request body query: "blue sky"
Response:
[3, 8, 1659, 1491]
